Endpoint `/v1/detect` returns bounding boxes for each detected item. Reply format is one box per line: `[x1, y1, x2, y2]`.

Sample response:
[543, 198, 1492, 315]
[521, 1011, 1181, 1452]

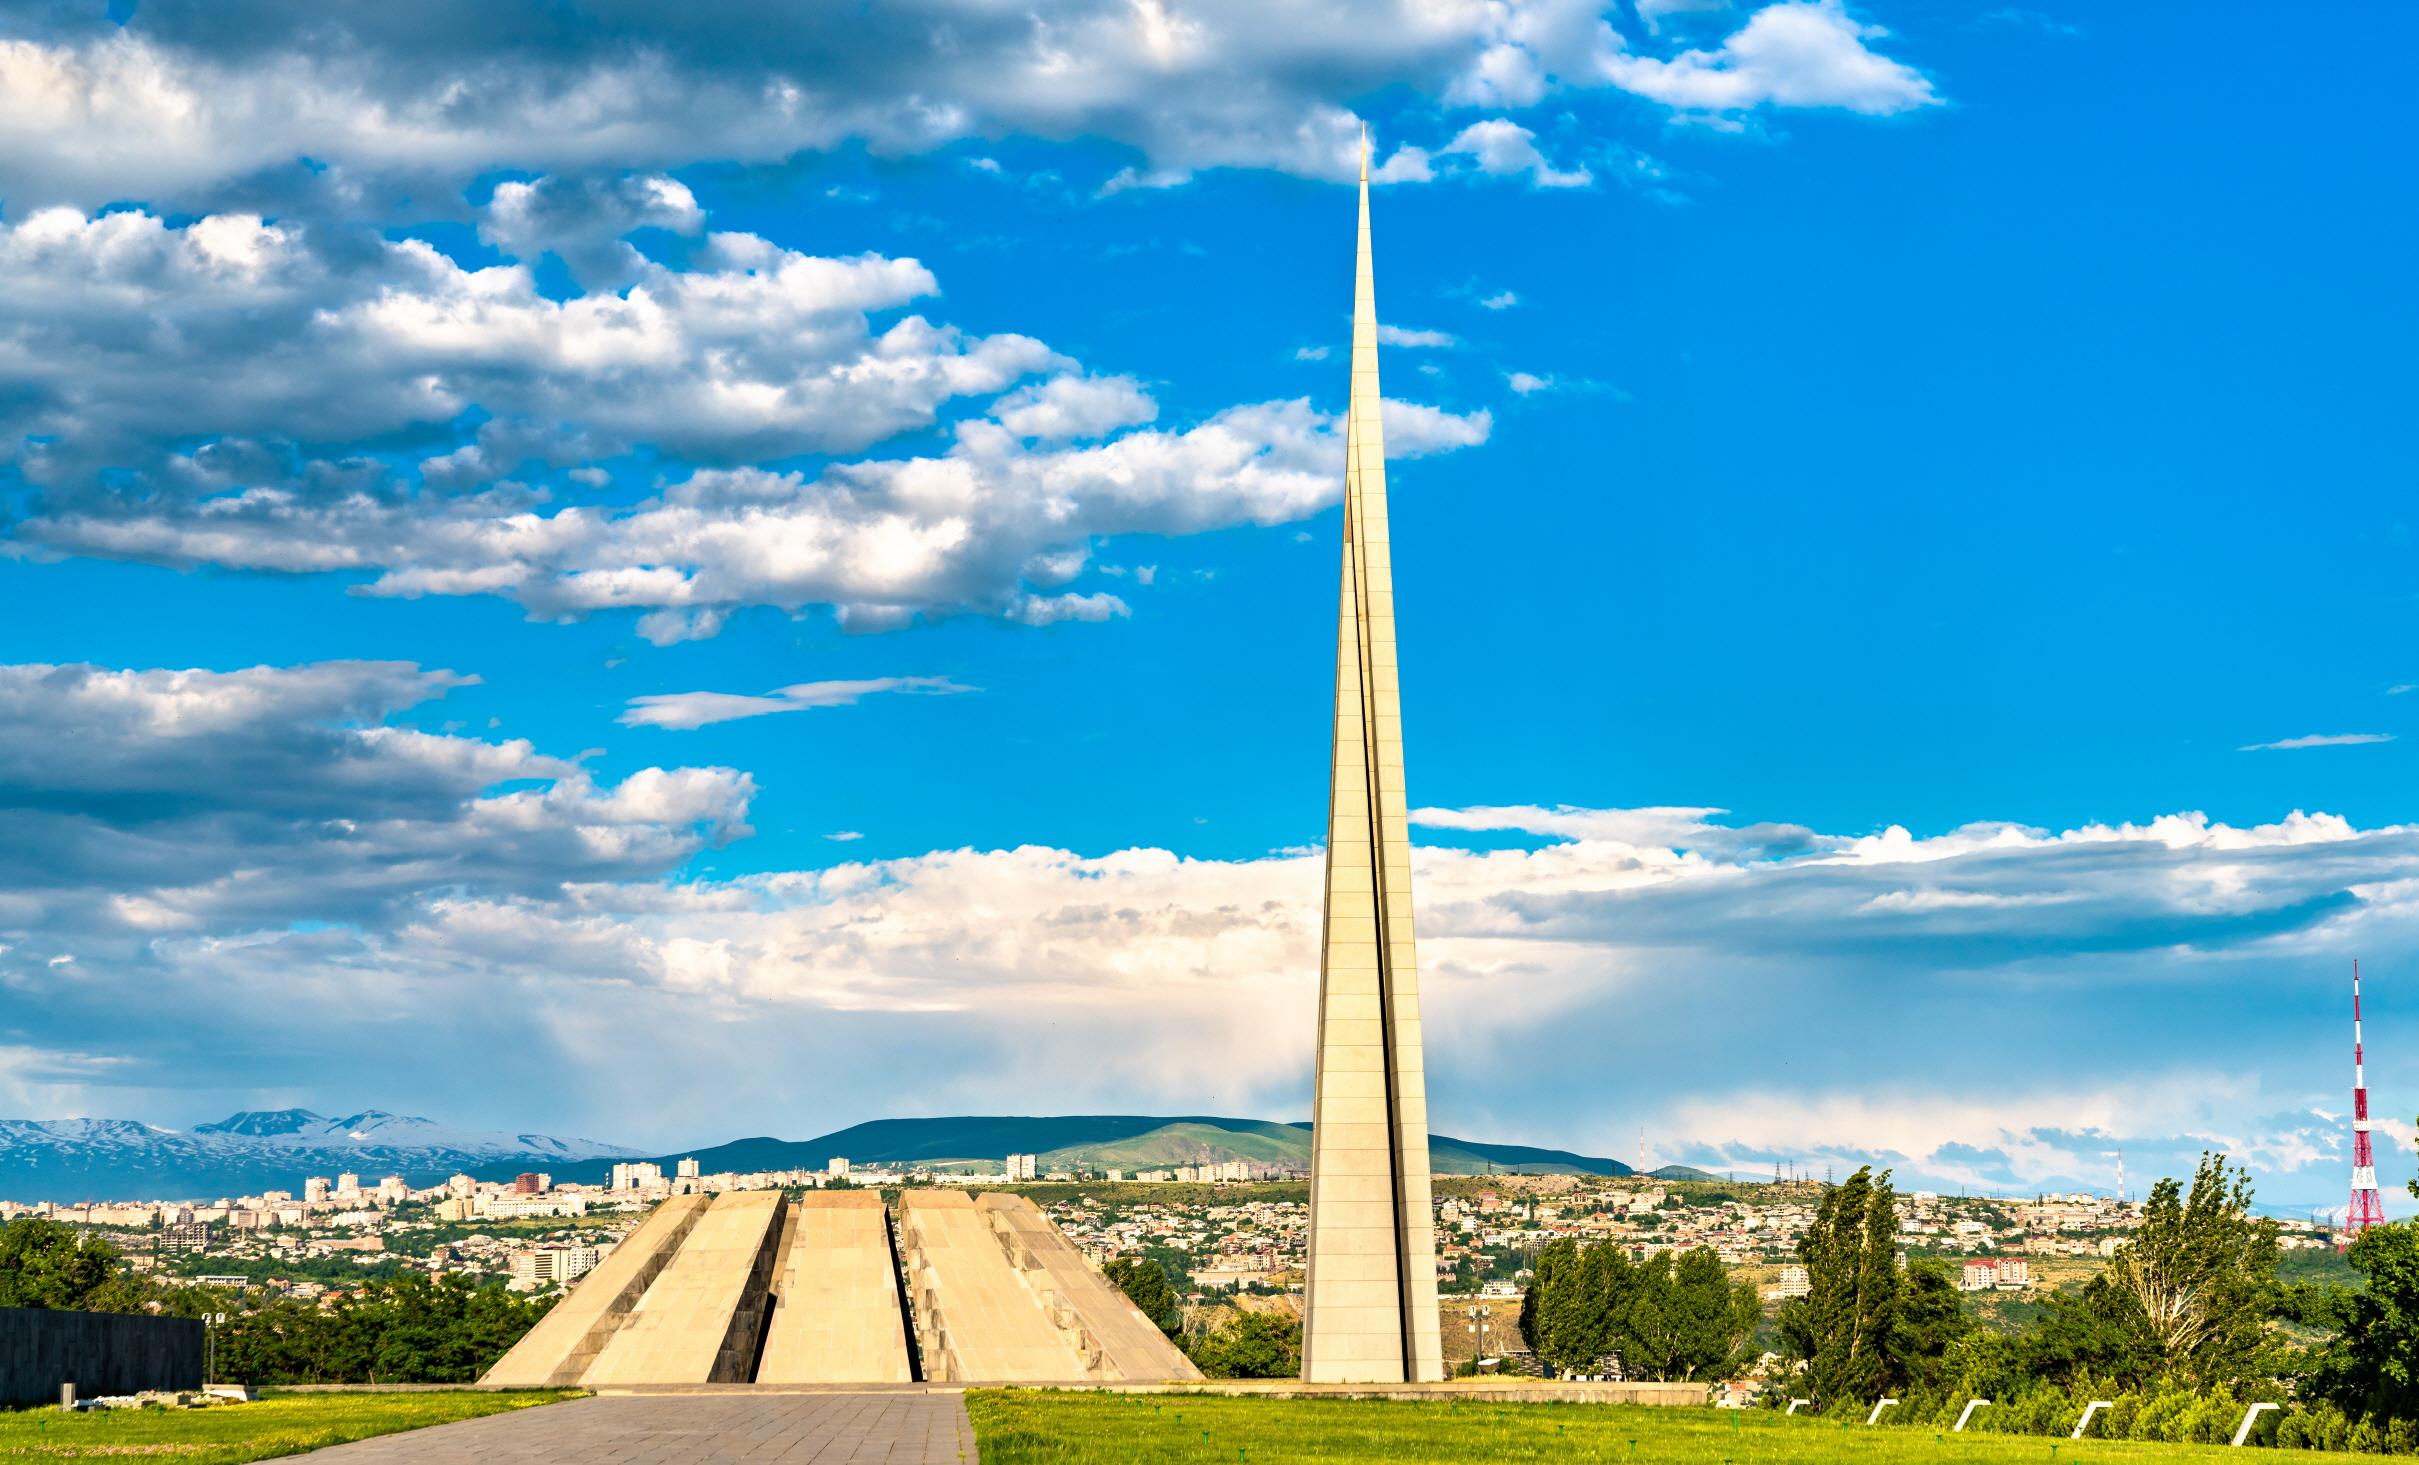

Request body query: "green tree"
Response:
[1187, 1312, 1300, 1379]
[1105, 1257, 1183, 1338]
[1517, 1237, 1568, 1366]
[2315, 1222, 2419, 1421]
[1776, 1166, 1903, 1406]
[1520, 1237, 1615, 1375]
[1888, 1256, 1970, 1395]
[2101, 1152, 2279, 1388]
[1616, 1248, 1759, 1382]
[210, 1274, 553, 1384]
[0, 1219, 148, 1310]
[2012, 1272, 2161, 1389]
[1574, 1239, 1634, 1371]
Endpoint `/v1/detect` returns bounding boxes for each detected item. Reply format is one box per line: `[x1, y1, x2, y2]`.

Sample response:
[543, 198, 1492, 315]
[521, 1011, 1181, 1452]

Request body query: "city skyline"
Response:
[2, 1, 2416, 1214]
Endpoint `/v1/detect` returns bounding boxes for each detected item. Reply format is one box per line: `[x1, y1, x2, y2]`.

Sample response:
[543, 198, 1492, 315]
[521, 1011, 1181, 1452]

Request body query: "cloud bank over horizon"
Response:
[0, 656, 2402, 1208]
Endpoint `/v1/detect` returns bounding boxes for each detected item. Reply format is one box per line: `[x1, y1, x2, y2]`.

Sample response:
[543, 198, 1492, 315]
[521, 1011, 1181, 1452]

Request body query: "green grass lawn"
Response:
[965, 1392, 2394, 1463]
[0, 1390, 579, 1463]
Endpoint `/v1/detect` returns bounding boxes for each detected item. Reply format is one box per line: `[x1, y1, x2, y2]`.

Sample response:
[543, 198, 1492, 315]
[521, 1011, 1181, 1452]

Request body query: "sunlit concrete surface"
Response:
[897, 1191, 1086, 1383]
[583, 1191, 785, 1386]
[480, 1193, 714, 1388]
[1302, 140, 1444, 1385]
[757, 1192, 914, 1384]
[975, 1193, 1201, 1381]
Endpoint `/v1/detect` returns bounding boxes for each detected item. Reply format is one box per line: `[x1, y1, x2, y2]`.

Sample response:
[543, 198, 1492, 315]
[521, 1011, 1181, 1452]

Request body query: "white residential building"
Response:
[510, 1247, 602, 1285]
[611, 1161, 666, 1191]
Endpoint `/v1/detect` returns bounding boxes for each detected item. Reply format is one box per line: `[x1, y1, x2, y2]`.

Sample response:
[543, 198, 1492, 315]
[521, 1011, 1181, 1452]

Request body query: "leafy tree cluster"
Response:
[1942, 1155, 2285, 1405]
[1517, 1238, 1758, 1381]
[0, 1215, 552, 1384]
[0, 1219, 155, 1312]
[211, 1272, 555, 1383]
[1774, 1167, 1968, 1406]
[1110, 1252, 1298, 1378]
[1105, 1256, 1183, 1338]
[2313, 1223, 2419, 1422]
[1186, 1312, 1301, 1378]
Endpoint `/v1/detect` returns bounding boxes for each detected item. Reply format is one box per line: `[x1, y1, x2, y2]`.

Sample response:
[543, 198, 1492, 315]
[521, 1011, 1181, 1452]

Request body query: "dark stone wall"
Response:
[0, 1307, 204, 1404]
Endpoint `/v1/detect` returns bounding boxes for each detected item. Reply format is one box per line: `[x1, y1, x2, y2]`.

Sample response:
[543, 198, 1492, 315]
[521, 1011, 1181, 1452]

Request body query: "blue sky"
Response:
[1, 0, 2414, 1211]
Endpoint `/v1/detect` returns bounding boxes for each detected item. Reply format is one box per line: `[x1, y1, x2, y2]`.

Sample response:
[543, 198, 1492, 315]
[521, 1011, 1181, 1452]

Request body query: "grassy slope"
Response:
[1043, 1122, 1314, 1171]
[965, 1394, 2394, 1464]
[1040, 1124, 1623, 1177]
[0, 1390, 577, 1464]
[520, 1115, 1628, 1183]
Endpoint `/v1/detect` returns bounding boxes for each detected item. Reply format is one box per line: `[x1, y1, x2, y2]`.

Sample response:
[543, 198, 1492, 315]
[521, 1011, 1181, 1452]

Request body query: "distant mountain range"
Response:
[0, 1109, 637, 1203]
[0, 1109, 1723, 1203]
[471, 1115, 1724, 1187]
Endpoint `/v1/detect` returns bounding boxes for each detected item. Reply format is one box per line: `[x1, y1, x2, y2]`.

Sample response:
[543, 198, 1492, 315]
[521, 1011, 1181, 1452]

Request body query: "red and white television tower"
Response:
[2345, 960, 2387, 1247]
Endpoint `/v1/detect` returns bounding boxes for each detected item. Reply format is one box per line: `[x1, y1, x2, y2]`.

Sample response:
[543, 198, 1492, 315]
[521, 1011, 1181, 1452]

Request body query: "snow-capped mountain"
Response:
[0, 1108, 638, 1204]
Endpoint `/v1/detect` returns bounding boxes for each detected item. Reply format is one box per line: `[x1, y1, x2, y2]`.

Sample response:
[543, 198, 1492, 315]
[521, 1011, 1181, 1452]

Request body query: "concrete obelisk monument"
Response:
[1300, 139, 1445, 1385]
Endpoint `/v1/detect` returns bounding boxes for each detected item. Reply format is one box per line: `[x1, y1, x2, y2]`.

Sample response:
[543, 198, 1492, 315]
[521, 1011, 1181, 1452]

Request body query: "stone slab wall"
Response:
[0, 1307, 203, 1405]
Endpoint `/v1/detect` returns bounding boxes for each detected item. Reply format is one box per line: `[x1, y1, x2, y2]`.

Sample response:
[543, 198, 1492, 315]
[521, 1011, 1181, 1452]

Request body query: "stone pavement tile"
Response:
[298, 1392, 974, 1464]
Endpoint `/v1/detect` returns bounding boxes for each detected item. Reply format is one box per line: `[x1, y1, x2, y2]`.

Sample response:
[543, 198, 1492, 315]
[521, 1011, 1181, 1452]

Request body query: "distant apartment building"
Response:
[1769, 1264, 1811, 1300]
[1006, 1153, 1038, 1181]
[379, 1175, 408, 1202]
[511, 1246, 602, 1286]
[827, 1158, 851, 1180]
[677, 1157, 702, 1179]
[447, 1173, 476, 1198]
[611, 1161, 666, 1191]
[480, 1193, 589, 1220]
[1959, 1259, 1999, 1291]
[335, 1172, 361, 1197]
[162, 1221, 212, 1253]
[513, 1172, 545, 1195]
[304, 1177, 331, 1203]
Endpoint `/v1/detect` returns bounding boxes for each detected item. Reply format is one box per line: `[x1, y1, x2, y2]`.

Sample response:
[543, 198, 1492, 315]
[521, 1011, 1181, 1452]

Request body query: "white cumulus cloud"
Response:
[1605, 0, 1939, 118]
[620, 677, 976, 731]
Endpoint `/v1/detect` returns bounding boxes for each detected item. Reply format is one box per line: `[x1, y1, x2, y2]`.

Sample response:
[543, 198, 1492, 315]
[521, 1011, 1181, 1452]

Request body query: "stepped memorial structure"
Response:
[1300, 143, 1447, 1384]
[482, 1190, 1195, 1386]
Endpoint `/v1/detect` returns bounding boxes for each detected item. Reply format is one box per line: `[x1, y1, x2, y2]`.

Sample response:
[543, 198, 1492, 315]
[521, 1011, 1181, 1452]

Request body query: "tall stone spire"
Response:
[1300, 137, 1444, 1385]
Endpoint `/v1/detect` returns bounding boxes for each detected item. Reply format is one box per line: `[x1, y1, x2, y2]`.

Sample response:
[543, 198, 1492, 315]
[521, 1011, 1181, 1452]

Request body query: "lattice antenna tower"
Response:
[2346, 960, 2388, 1247]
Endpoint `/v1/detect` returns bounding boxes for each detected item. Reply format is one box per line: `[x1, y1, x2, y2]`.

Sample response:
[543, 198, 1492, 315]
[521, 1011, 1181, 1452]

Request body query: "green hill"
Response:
[1041, 1120, 1314, 1171]
[1652, 1164, 1725, 1182]
[485, 1114, 1650, 1184]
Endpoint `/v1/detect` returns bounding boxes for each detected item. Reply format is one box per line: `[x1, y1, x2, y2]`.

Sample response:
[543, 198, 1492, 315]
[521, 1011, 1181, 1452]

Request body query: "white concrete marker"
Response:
[2073, 1401, 2114, 1440]
[1786, 1398, 1811, 1415]
[1954, 1399, 1991, 1433]
[2232, 1402, 2279, 1447]
[1866, 1399, 1899, 1425]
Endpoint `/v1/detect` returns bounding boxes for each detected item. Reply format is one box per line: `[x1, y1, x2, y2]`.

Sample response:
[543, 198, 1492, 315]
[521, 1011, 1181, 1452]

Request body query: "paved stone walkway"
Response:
[302, 1392, 977, 1463]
